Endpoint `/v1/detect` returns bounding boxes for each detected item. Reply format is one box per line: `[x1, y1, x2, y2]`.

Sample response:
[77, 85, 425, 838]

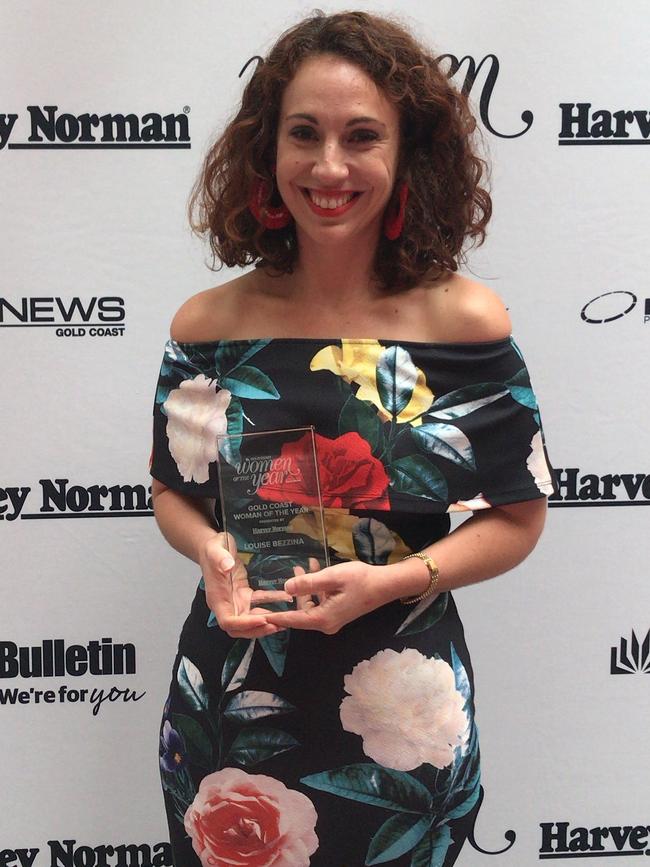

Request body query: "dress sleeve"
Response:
[149, 340, 223, 499]
[424, 337, 558, 513]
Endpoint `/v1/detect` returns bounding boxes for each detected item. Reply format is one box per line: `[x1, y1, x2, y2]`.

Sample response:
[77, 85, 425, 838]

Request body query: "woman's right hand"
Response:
[199, 532, 293, 639]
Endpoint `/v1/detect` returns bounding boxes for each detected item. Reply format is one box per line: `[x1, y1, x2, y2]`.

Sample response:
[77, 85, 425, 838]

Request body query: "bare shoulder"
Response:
[170, 273, 252, 342]
[429, 272, 512, 342]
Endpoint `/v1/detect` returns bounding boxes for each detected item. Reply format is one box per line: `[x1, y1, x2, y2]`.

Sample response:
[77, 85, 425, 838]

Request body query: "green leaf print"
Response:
[259, 627, 290, 677]
[221, 639, 255, 694]
[445, 770, 481, 819]
[410, 824, 452, 867]
[171, 713, 211, 769]
[338, 395, 385, 455]
[389, 456, 448, 503]
[450, 643, 471, 708]
[221, 365, 280, 400]
[395, 593, 449, 637]
[213, 339, 271, 376]
[411, 423, 476, 471]
[176, 656, 209, 713]
[218, 395, 243, 465]
[301, 764, 433, 814]
[366, 813, 434, 865]
[226, 727, 299, 767]
[505, 369, 537, 408]
[427, 383, 508, 419]
[376, 346, 417, 416]
[223, 690, 296, 723]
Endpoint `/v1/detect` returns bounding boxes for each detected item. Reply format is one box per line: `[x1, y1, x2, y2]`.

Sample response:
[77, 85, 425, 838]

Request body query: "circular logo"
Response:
[580, 290, 637, 324]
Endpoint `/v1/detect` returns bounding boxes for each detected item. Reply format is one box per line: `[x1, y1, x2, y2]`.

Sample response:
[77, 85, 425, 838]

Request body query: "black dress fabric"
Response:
[150, 336, 555, 867]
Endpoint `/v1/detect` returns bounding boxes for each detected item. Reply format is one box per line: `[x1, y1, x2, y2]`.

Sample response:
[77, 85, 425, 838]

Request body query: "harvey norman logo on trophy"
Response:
[539, 822, 650, 858]
[0, 105, 190, 150]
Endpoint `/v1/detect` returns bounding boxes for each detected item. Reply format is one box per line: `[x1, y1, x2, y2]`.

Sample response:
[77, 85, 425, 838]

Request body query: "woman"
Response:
[150, 11, 556, 866]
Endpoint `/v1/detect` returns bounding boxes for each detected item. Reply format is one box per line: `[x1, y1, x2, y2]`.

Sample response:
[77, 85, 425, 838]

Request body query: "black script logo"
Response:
[559, 103, 650, 145]
[0, 479, 154, 521]
[0, 105, 191, 150]
[611, 629, 650, 674]
[539, 821, 650, 858]
[548, 468, 650, 507]
[580, 291, 649, 325]
[437, 53, 533, 139]
[0, 839, 173, 866]
[0, 295, 126, 336]
[234, 454, 304, 496]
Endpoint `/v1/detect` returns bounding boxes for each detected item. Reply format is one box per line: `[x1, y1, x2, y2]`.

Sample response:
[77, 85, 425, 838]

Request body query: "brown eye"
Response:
[290, 126, 317, 141]
[350, 130, 379, 143]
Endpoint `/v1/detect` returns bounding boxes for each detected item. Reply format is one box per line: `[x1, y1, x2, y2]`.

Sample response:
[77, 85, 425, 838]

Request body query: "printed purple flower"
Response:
[160, 719, 187, 774]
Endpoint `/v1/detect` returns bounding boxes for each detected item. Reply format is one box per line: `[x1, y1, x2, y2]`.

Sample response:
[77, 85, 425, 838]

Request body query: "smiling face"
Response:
[275, 54, 401, 247]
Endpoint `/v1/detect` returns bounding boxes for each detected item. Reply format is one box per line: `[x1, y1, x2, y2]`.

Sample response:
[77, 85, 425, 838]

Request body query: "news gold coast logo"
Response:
[540, 821, 650, 858]
[610, 629, 650, 675]
[559, 103, 650, 145]
[0, 637, 145, 716]
[0, 840, 172, 867]
[0, 105, 190, 150]
[0, 295, 126, 337]
[0, 479, 153, 520]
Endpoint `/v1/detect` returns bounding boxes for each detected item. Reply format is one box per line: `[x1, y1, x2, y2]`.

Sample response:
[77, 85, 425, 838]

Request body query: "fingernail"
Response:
[222, 555, 235, 570]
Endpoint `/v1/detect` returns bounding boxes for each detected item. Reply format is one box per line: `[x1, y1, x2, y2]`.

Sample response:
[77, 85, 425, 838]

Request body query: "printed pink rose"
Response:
[184, 767, 319, 867]
[163, 375, 231, 484]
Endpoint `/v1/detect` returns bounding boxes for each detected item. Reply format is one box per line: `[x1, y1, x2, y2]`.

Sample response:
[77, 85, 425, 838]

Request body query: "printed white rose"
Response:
[340, 647, 468, 771]
[446, 493, 490, 512]
[164, 375, 231, 483]
[527, 430, 553, 493]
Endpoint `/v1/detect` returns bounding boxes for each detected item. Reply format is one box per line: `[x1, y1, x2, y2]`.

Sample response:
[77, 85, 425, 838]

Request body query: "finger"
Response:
[296, 593, 317, 611]
[284, 573, 338, 597]
[264, 609, 322, 630]
[249, 589, 295, 605]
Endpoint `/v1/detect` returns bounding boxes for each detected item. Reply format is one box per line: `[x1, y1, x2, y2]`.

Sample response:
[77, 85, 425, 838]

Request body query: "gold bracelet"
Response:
[399, 552, 440, 604]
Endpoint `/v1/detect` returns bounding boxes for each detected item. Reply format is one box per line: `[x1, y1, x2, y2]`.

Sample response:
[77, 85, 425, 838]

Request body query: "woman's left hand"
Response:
[263, 558, 393, 634]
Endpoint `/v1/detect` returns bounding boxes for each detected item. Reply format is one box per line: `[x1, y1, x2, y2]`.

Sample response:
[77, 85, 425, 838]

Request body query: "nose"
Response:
[311, 141, 350, 185]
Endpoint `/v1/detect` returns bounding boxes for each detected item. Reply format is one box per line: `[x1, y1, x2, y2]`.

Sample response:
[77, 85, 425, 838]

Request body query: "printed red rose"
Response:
[184, 767, 318, 867]
[256, 431, 390, 509]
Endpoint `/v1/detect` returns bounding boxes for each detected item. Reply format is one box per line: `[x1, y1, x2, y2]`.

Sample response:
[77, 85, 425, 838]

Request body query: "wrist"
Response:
[376, 557, 433, 604]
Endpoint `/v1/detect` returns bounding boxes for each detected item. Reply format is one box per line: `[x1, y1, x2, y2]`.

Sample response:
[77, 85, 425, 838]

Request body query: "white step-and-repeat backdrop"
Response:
[1, 1, 648, 864]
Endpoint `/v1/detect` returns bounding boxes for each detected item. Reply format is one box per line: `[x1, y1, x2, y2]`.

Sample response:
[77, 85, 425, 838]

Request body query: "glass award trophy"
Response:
[215, 426, 329, 613]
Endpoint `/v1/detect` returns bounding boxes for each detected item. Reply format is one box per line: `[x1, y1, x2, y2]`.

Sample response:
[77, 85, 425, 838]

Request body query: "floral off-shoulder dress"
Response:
[150, 336, 556, 867]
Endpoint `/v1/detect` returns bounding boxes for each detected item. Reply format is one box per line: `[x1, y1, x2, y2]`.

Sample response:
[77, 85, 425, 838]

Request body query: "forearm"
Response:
[152, 484, 219, 564]
[378, 497, 548, 602]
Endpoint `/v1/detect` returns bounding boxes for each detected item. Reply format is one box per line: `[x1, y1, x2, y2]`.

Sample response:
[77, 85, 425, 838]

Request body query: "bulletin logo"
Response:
[0, 637, 146, 716]
[0, 295, 126, 337]
[540, 821, 650, 858]
[580, 291, 649, 325]
[610, 629, 650, 675]
[0, 105, 191, 150]
[558, 103, 650, 145]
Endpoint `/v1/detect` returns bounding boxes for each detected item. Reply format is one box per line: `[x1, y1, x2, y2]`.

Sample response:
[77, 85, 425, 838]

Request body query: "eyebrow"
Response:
[285, 113, 387, 129]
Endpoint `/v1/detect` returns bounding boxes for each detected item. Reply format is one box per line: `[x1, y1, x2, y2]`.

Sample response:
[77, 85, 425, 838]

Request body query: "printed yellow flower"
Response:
[289, 508, 411, 564]
[310, 340, 433, 425]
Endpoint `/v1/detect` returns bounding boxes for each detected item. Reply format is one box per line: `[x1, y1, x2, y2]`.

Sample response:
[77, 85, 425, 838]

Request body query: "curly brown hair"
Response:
[188, 9, 492, 293]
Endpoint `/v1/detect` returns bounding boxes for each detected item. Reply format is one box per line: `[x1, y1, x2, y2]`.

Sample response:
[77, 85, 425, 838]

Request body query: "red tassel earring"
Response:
[248, 176, 292, 230]
[383, 181, 409, 240]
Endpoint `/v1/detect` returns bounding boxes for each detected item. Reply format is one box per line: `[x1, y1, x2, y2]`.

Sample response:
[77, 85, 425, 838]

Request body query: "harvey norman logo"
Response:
[0, 105, 190, 150]
[558, 103, 650, 145]
[548, 468, 650, 507]
[0, 480, 153, 521]
[540, 822, 650, 858]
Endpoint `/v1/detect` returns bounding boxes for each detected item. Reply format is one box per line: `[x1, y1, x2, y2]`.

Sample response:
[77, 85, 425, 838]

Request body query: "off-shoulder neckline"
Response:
[171, 335, 515, 350]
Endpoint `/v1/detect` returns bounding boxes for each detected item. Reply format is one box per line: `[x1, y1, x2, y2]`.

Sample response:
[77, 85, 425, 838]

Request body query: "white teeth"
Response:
[307, 190, 356, 209]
